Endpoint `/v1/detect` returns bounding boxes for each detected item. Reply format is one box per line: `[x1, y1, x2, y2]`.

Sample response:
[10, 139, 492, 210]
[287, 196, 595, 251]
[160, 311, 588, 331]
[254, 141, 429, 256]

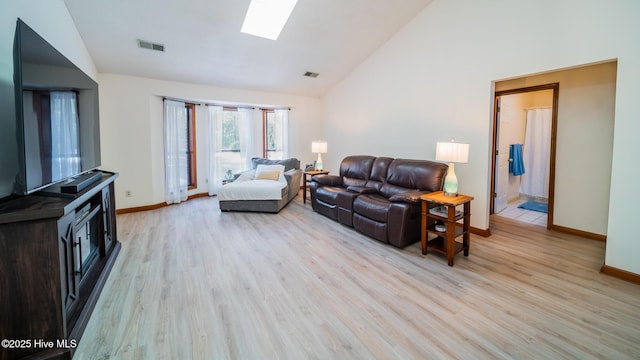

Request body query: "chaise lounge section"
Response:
[310, 155, 448, 247]
[219, 157, 302, 213]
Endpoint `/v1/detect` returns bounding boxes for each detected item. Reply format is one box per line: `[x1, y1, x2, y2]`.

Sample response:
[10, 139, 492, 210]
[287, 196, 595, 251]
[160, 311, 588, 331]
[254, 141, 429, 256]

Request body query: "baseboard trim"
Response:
[601, 264, 640, 285]
[471, 226, 491, 237]
[116, 192, 210, 214]
[116, 202, 164, 214]
[551, 224, 607, 242]
[188, 192, 210, 200]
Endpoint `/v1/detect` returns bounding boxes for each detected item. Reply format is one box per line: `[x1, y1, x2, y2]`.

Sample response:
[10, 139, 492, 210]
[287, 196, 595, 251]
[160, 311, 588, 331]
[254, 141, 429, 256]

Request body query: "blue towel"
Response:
[509, 144, 525, 176]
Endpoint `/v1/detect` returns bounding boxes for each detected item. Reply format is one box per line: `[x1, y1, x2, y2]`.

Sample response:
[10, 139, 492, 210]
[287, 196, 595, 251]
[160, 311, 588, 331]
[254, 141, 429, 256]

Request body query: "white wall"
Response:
[321, 0, 640, 274]
[98, 73, 323, 209]
[1, 1, 97, 80]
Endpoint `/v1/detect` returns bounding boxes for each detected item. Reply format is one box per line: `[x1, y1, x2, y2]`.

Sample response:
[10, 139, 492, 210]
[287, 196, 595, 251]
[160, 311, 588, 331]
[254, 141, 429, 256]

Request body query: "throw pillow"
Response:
[255, 164, 285, 181]
[255, 170, 280, 181]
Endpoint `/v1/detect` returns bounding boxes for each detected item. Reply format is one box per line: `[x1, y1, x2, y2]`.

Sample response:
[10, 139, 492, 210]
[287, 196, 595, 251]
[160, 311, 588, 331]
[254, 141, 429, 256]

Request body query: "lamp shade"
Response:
[311, 141, 328, 154]
[435, 141, 469, 163]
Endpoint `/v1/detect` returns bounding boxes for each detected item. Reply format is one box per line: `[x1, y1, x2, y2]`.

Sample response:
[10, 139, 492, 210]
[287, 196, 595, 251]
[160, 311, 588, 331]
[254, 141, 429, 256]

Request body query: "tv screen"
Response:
[14, 19, 101, 195]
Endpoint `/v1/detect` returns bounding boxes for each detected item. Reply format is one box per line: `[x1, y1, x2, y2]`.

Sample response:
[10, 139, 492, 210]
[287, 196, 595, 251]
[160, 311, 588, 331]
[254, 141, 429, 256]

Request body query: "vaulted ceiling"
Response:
[63, 0, 433, 97]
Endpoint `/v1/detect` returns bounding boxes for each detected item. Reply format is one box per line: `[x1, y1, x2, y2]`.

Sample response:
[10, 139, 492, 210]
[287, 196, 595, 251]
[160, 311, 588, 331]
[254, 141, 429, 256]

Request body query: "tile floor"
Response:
[495, 198, 548, 227]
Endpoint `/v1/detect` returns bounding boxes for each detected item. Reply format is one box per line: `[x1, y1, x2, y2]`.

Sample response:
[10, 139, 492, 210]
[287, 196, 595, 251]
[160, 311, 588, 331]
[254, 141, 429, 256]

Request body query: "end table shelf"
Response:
[427, 224, 466, 239]
[425, 236, 465, 255]
[420, 191, 473, 266]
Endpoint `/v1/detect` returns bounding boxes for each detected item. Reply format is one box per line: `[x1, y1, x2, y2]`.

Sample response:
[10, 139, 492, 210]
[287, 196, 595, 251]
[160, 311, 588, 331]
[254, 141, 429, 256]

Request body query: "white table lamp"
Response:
[435, 139, 469, 196]
[312, 141, 328, 170]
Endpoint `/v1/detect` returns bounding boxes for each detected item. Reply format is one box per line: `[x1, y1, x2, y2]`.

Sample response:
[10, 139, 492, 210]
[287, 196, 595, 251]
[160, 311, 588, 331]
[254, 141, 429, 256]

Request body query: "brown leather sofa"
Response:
[310, 155, 448, 248]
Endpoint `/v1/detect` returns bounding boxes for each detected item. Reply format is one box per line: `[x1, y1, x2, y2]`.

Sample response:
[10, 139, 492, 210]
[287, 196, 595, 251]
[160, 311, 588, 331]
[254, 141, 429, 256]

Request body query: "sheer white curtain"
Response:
[164, 99, 188, 204]
[50, 91, 80, 180]
[207, 105, 223, 195]
[238, 108, 255, 170]
[520, 108, 552, 198]
[275, 109, 289, 159]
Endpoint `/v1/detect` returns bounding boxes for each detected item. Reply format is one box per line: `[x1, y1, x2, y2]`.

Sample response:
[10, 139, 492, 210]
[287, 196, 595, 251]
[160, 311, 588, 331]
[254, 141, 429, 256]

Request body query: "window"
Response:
[221, 108, 240, 152]
[214, 108, 245, 181]
[208, 106, 288, 192]
[262, 109, 288, 160]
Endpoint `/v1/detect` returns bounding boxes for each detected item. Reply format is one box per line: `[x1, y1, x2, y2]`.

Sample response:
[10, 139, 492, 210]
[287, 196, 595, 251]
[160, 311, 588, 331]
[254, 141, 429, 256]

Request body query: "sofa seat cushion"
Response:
[353, 194, 390, 222]
[315, 186, 347, 205]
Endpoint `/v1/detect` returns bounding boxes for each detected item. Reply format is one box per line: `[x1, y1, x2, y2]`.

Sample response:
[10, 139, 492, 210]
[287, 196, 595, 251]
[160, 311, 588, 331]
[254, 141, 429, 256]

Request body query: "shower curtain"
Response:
[520, 108, 551, 198]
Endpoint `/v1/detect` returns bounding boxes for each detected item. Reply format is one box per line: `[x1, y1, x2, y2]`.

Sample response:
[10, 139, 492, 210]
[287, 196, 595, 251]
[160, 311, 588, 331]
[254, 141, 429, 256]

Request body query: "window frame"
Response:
[262, 109, 279, 159]
[185, 103, 197, 189]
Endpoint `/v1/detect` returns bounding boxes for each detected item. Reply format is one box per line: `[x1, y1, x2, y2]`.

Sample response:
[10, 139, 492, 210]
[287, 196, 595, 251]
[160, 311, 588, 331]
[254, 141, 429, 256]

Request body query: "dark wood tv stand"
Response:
[0, 171, 120, 360]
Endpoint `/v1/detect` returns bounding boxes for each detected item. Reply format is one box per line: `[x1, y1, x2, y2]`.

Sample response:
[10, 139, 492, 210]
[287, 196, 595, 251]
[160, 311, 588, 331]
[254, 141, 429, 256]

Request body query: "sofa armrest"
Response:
[284, 169, 302, 187]
[347, 185, 378, 194]
[312, 174, 343, 186]
[388, 190, 427, 204]
[284, 169, 303, 201]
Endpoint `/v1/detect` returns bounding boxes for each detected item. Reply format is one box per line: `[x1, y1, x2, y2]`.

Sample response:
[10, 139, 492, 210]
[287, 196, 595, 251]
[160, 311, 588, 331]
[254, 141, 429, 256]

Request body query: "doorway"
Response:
[490, 84, 559, 229]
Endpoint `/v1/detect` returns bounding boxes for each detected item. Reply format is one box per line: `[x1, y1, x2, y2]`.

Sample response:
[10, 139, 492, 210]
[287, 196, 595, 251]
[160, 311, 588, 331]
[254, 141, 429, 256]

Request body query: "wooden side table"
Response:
[303, 170, 329, 204]
[420, 191, 473, 266]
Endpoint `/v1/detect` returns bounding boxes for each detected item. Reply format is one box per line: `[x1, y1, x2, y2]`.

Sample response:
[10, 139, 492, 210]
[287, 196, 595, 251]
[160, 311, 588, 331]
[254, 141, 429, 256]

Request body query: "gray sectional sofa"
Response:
[218, 157, 302, 213]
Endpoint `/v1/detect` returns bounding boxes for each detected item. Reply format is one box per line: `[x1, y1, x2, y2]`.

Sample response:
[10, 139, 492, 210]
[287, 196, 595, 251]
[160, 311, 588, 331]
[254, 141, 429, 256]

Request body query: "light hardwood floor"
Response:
[74, 195, 640, 359]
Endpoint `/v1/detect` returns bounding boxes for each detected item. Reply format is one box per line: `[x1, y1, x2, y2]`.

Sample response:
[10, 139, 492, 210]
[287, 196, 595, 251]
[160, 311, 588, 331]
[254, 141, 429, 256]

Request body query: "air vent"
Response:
[304, 71, 319, 78]
[137, 39, 165, 52]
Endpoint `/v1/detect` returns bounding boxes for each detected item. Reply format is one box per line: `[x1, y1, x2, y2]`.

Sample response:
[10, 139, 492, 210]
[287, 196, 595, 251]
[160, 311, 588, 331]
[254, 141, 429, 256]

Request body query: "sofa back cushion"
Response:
[340, 155, 375, 187]
[365, 157, 393, 191]
[380, 159, 449, 198]
[252, 157, 300, 171]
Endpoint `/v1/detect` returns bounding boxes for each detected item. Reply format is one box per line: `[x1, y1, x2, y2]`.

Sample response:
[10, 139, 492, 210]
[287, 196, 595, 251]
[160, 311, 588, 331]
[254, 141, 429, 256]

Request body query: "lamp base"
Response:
[442, 162, 459, 197]
[315, 153, 323, 171]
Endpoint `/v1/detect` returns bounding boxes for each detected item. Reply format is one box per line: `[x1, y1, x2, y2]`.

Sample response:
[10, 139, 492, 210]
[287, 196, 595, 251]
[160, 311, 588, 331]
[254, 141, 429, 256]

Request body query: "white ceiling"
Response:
[63, 0, 433, 98]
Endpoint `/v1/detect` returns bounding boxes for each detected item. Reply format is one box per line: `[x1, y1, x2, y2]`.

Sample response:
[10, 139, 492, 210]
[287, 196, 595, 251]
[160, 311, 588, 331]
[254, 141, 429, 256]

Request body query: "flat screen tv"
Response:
[13, 19, 101, 195]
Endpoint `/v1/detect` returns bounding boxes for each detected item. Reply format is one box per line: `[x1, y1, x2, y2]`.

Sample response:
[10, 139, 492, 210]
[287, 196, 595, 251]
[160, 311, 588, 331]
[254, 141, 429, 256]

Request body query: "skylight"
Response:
[241, 0, 298, 40]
